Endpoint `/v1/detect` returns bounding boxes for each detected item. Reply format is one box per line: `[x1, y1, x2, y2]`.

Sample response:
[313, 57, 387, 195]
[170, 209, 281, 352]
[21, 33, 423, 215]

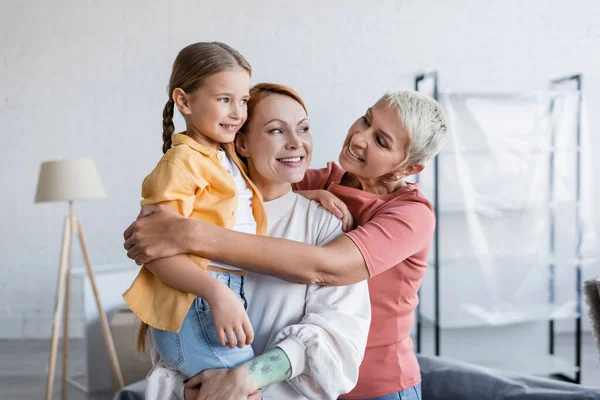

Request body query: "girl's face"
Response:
[174, 69, 250, 149]
[339, 97, 411, 180]
[236, 94, 312, 194]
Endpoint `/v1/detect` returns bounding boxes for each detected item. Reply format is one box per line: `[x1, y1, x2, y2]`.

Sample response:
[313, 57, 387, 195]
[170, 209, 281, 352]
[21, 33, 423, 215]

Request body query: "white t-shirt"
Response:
[144, 191, 371, 400]
[249, 191, 371, 400]
[209, 149, 257, 271]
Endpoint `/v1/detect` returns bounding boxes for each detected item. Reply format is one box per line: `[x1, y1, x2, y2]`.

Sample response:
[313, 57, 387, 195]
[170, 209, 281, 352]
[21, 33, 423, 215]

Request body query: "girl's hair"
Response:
[137, 320, 149, 354]
[161, 42, 252, 154]
[236, 83, 307, 163]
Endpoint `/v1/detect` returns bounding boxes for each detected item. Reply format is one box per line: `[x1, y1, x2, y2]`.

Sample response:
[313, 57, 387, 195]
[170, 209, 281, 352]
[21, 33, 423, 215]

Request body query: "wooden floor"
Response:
[1, 334, 599, 399]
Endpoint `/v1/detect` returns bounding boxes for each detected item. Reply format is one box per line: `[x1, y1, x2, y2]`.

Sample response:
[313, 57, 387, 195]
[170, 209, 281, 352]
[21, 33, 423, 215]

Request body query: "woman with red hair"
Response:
[138, 83, 371, 400]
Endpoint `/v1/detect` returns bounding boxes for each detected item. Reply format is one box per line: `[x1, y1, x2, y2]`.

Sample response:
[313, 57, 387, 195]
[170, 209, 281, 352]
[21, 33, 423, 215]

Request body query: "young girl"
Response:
[123, 42, 267, 378]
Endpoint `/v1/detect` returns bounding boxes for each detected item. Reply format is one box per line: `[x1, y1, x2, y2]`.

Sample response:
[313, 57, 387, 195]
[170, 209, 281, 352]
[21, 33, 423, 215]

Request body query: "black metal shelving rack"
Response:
[414, 71, 583, 384]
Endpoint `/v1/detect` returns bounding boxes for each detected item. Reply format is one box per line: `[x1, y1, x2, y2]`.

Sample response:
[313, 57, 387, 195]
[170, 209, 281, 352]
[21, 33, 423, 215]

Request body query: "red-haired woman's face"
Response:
[236, 93, 312, 189]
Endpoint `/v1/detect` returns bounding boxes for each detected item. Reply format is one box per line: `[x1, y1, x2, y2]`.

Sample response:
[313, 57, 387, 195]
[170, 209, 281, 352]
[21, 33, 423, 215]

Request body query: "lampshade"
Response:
[35, 159, 107, 203]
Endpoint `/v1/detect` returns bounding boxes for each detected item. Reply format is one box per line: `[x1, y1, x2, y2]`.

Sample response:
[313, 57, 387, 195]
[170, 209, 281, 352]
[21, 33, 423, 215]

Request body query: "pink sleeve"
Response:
[344, 200, 435, 277]
[293, 162, 342, 191]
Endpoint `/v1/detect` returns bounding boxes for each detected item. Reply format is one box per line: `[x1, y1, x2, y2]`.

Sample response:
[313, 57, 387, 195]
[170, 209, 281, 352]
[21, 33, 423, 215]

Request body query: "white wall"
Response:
[1, 0, 599, 338]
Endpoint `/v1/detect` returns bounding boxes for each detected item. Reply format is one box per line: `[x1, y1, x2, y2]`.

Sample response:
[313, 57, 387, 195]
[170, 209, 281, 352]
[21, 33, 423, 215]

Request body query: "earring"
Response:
[394, 175, 401, 180]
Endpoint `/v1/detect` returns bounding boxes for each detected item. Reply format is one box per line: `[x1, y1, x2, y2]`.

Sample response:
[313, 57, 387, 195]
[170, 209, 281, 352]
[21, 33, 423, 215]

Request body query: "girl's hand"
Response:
[206, 285, 254, 348]
[314, 190, 354, 232]
[123, 204, 189, 265]
[184, 367, 260, 400]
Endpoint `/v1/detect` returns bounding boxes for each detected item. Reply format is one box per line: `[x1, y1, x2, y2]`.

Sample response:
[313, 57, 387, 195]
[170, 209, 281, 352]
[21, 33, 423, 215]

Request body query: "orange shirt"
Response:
[294, 162, 435, 398]
[123, 134, 267, 332]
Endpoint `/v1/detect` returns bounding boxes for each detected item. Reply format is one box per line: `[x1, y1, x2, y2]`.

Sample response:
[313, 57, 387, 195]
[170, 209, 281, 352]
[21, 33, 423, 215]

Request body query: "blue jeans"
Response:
[362, 384, 422, 400]
[150, 271, 254, 378]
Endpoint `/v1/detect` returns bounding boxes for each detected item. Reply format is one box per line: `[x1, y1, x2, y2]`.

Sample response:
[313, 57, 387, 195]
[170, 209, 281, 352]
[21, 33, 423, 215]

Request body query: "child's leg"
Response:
[151, 272, 254, 377]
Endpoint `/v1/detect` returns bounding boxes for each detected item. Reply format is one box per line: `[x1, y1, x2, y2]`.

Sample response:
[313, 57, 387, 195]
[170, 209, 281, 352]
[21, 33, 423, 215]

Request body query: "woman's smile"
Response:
[275, 155, 306, 167]
[345, 144, 365, 163]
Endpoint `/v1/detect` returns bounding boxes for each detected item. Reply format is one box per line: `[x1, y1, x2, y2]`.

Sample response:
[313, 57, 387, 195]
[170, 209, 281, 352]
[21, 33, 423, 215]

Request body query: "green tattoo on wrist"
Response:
[243, 347, 292, 388]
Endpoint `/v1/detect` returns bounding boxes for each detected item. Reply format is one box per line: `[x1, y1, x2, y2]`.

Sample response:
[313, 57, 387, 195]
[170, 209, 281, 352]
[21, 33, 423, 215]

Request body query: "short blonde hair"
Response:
[385, 91, 447, 165]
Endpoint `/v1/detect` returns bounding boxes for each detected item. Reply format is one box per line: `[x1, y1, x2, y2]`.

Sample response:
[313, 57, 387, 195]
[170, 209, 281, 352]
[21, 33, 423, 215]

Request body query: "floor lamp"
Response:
[35, 159, 124, 400]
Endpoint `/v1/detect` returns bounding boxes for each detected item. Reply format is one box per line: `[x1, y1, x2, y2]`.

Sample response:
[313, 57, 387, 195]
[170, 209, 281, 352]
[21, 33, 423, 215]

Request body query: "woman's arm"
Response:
[124, 199, 434, 286]
[124, 205, 367, 286]
[183, 347, 291, 398]
[187, 221, 368, 285]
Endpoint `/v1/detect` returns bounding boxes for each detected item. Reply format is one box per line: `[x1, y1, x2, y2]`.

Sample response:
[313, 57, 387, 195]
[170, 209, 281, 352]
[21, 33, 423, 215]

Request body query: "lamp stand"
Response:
[45, 201, 124, 400]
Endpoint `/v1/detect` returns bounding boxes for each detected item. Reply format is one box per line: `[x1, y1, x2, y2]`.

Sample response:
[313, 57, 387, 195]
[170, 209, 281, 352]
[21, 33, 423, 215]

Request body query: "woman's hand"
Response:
[123, 204, 189, 265]
[314, 190, 354, 232]
[206, 285, 254, 348]
[184, 367, 260, 400]
[296, 190, 354, 232]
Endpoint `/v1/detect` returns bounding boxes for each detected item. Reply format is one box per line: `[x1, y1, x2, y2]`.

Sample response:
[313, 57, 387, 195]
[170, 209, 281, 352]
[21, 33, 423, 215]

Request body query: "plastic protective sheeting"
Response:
[418, 90, 596, 328]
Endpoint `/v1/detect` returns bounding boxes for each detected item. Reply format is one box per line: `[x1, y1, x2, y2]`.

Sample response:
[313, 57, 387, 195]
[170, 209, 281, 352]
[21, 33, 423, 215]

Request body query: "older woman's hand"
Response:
[123, 204, 189, 265]
[296, 190, 354, 232]
[314, 190, 354, 232]
[184, 367, 260, 400]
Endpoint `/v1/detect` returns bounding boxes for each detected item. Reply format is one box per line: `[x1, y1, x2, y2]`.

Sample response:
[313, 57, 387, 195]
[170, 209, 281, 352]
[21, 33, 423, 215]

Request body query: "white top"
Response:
[145, 191, 371, 400]
[209, 150, 257, 271]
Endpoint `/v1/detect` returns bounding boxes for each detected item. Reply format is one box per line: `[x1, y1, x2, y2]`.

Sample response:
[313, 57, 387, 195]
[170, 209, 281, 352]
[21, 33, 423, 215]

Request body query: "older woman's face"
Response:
[237, 94, 312, 185]
[339, 96, 410, 179]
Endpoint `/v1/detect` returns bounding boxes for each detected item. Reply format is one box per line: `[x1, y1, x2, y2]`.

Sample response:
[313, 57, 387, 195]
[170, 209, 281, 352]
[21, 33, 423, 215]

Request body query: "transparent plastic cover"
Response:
[418, 90, 596, 327]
